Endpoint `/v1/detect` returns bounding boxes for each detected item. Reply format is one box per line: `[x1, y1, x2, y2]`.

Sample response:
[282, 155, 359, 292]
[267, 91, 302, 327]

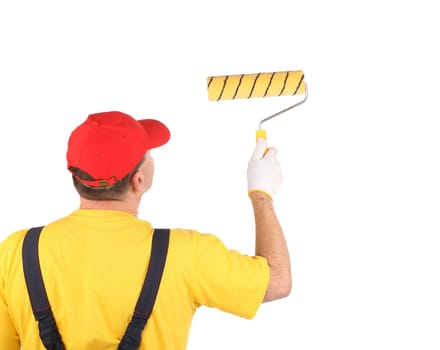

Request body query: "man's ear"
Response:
[130, 169, 145, 193]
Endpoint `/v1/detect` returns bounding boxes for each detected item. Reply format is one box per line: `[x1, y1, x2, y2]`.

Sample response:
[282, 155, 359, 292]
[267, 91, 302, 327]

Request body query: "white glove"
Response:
[247, 138, 283, 198]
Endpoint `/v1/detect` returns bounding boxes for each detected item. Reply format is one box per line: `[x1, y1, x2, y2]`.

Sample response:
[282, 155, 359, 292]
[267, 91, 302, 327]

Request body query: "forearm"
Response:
[250, 191, 292, 302]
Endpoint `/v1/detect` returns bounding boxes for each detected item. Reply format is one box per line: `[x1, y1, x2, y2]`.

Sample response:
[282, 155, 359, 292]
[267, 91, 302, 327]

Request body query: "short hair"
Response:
[70, 156, 145, 201]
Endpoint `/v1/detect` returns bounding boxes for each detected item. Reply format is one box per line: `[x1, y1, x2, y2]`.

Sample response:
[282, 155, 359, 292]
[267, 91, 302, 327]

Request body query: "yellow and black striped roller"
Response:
[207, 70, 305, 101]
[207, 69, 308, 146]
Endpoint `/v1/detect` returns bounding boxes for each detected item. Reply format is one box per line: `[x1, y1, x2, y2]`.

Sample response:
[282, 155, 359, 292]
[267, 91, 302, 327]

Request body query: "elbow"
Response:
[275, 265, 292, 299]
[283, 278, 293, 298]
[278, 276, 292, 299]
[264, 269, 292, 302]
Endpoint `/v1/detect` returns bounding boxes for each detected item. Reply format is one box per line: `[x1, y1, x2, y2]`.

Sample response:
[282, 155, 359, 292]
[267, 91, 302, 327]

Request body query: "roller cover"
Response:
[207, 70, 305, 101]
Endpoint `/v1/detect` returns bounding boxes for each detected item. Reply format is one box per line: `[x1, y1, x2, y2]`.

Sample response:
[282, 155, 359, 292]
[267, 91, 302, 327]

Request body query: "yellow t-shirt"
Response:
[0, 210, 269, 349]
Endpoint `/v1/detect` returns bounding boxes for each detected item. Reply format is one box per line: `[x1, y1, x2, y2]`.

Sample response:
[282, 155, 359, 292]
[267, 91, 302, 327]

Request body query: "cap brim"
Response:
[139, 119, 171, 150]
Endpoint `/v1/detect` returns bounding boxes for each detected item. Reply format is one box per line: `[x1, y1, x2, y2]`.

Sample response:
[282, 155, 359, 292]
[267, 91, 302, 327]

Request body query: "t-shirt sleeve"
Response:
[189, 232, 269, 319]
[0, 236, 21, 350]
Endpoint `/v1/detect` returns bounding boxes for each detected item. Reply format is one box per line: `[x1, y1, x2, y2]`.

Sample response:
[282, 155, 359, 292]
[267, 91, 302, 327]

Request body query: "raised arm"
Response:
[247, 138, 292, 302]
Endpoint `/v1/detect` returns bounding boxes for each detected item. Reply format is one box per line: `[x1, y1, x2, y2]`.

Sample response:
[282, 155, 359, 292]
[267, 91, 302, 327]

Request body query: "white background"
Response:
[1, 1, 439, 349]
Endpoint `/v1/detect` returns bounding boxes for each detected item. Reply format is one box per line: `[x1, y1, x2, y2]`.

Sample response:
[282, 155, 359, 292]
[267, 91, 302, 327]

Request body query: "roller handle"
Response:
[255, 129, 266, 142]
[255, 129, 269, 155]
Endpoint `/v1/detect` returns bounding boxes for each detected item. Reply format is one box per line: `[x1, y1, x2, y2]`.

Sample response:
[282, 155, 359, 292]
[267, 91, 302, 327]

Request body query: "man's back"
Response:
[0, 209, 269, 349]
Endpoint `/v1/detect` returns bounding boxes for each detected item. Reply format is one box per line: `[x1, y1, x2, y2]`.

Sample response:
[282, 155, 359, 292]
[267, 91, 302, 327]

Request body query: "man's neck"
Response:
[79, 198, 139, 217]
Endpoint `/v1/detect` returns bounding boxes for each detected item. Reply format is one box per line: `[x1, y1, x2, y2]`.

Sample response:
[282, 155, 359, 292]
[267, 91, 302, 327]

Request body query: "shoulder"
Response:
[167, 228, 229, 259]
[169, 228, 225, 247]
[168, 228, 258, 264]
[0, 228, 30, 270]
[0, 229, 29, 250]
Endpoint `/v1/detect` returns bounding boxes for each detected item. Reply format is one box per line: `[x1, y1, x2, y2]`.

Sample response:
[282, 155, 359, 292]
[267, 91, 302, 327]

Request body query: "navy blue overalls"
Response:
[22, 226, 169, 350]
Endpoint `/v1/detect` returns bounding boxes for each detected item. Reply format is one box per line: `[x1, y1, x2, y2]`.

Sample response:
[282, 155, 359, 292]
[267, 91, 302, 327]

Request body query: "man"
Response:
[0, 111, 291, 349]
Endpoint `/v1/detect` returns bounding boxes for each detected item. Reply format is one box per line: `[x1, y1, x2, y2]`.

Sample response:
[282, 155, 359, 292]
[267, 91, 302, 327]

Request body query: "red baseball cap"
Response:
[67, 111, 170, 187]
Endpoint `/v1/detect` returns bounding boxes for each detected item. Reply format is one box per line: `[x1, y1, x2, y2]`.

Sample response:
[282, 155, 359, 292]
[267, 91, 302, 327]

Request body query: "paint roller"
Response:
[207, 70, 308, 144]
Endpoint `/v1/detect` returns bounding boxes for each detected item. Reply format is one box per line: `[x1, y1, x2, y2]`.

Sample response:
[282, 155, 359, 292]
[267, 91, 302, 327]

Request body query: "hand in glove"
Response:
[247, 138, 283, 199]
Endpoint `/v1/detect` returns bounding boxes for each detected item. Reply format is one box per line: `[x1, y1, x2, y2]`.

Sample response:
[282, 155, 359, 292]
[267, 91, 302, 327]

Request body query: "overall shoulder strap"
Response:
[118, 228, 170, 350]
[22, 226, 169, 350]
[22, 226, 65, 350]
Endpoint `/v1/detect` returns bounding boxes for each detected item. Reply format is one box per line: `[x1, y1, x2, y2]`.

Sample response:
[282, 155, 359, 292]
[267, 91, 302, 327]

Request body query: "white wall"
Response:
[1, 1, 439, 349]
